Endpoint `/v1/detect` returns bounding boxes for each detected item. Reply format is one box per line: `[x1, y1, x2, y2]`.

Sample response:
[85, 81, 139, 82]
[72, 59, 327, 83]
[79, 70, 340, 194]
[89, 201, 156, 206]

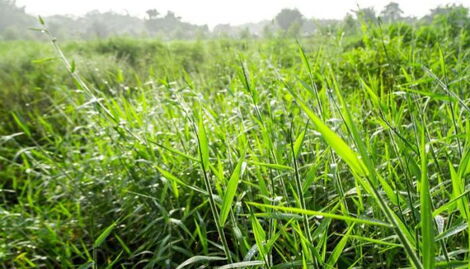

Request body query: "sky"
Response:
[16, 0, 470, 28]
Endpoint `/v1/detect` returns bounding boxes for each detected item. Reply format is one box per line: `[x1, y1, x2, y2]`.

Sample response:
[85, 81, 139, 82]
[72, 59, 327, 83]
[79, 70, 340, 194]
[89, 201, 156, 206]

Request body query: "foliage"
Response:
[0, 0, 37, 39]
[275, 8, 304, 31]
[429, 4, 470, 38]
[0, 4, 470, 269]
[380, 2, 404, 23]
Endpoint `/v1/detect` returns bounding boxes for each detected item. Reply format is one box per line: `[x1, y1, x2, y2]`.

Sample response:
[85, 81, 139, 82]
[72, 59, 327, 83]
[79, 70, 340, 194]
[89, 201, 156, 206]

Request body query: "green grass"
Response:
[0, 18, 469, 268]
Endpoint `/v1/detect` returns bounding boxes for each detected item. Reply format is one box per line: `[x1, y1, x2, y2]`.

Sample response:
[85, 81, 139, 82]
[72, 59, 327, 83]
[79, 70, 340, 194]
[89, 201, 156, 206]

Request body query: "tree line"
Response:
[0, 0, 468, 40]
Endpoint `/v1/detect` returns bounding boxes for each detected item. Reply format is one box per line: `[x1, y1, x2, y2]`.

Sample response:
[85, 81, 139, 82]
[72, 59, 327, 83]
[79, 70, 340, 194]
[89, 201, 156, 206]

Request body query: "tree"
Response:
[90, 20, 109, 38]
[164, 11, 181, 22]
[239, 27, 251, 39]
[146, 9, 159, 20]
[84, 10, 111, 38]
[145, 9, 161, 34]
[0, 0, 32, 28]
[0, 0, 35, 39]
[426, 4, 470, 37]
[380, 2, 403, 23]
[343, 13, 357, 34]
[275, 8, 303, 31]
[353, 7, 377, 24]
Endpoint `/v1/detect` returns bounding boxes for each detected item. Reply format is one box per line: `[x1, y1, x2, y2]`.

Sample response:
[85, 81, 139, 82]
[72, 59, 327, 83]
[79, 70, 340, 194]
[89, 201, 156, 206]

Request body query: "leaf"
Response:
[247, 202, 393, 228]
[326, 225, 354, 266]
[32, 57, 57, 64]
[158, 167, 179, 198]
[198, 115, 210, 169]
[250, 213, 266, 258]
[71, 60, 76, 73]
[459, 149, 470, 177]
[29, 27, 44, 32]
[105, 251, 123, 269]
[376, 173, 400, 205]
[114, 234, 131, 254]
[459, 150, 470, 177]
[449, 164, 470, 220]
[157, 167, 206, 195]
[93, 222, 116, 248]
[217, 261, 265, 269]
[403, 88, 456, 102]
[435, 260, 469, 268]
[38, 15, 45, 25]
[254, 212, 303, 220]
[154, 142, 199, 162]
[12, 113, 31, 138]
[219, 150, 246, 226]
[423, 66, 470, 113]
[293, 129, 306, 158]
[249, 160, 293, 171]
[271, 261, 303, 268]
[360, 78, 381, 107]
[433, 189, 470, 217]
[293, 97, 368, 177]
[419, 130, 434, 269]
[435, 222, 468, 241]
[77, 262, 94, 269]
[348, 235, 401, 247]
[176, 256, 226, 269]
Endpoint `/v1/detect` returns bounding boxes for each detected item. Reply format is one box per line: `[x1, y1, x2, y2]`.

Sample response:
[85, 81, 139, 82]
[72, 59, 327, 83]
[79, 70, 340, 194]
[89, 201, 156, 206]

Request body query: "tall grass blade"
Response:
[291, 95, 368, 177]
[248, 202, 393, 228]
[419, 129, 435, 269]
[219, 149, 246, 226]
[176, 256, 226, 269]
[93, 222, 116, 248]
[326, 225, 354, 267]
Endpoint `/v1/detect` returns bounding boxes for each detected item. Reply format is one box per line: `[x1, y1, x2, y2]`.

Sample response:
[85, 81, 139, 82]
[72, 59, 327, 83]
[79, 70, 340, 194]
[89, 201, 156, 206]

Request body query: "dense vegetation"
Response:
[1, 4, 469, 269]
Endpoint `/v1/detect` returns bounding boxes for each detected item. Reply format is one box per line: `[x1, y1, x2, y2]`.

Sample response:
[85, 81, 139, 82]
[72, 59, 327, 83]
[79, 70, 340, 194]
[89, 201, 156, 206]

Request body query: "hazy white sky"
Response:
[16, 0, 469, 27]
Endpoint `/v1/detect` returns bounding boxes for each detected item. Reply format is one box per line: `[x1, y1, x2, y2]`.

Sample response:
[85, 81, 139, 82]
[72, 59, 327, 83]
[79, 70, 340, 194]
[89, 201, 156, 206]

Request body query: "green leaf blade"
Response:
[93, 222, 116, 248]
[219, 151, 246, 226]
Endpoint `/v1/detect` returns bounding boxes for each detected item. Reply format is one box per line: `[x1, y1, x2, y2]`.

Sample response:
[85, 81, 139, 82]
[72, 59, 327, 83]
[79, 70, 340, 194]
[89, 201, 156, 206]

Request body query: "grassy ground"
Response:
[0, 20, 469, 268]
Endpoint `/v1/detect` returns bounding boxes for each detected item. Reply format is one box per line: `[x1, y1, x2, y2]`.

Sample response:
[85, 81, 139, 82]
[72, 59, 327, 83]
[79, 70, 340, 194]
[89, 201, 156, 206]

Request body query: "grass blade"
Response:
[93, 222, 116, 248]
[419, 129, 435, 269]
[217, 261, 265, 269]
[195, 113, 233, 263]
[247, 202, 393, 228]
[198, 115, 210, 169]
[219, 149, 246, 226]
[176, 256, 226, 269]
[292, 95, 368, 177]
[326, 225, 354, 267]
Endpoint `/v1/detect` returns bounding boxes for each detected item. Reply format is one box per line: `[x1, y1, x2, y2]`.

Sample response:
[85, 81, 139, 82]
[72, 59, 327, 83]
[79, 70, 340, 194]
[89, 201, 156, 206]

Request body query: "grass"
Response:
[0, 16, 469, 268]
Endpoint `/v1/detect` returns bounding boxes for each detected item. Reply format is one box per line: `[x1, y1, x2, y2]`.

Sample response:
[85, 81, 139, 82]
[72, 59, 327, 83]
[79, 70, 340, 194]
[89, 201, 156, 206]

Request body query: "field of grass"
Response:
[1, 19, 469, 268]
